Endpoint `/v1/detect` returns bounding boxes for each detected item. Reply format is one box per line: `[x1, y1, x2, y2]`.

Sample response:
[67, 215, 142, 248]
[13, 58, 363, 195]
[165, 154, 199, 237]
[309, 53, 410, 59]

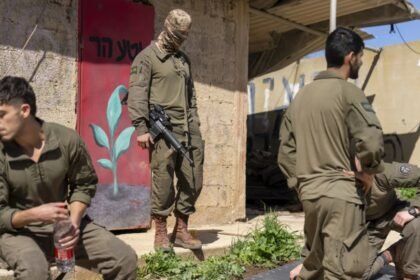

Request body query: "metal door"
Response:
[78, 0, 154, 230]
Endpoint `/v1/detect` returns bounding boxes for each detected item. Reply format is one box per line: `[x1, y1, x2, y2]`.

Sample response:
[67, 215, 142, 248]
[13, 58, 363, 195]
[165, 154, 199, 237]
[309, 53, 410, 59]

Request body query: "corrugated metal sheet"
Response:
[248, 0, 419, 77]
[249, 0, 412, 54]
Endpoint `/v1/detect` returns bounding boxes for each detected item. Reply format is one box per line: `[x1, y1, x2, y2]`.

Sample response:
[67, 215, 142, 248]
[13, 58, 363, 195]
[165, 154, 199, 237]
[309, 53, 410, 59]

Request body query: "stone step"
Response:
[0, 266, 102, 280]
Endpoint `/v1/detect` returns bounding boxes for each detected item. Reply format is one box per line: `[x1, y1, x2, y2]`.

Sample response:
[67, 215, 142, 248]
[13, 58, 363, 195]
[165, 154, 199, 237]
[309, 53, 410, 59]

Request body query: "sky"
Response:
[307, 0, 420, 57]
[363, 0, 420, 48]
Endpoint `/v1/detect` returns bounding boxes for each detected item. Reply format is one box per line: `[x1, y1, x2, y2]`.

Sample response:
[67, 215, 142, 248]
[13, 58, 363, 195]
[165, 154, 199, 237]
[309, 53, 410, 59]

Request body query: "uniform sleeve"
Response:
[188, 76, 200, 122]
[185, 54, 200, 123]
[0, 158, 18, 232]
[345, 89, 385, 174]
[67, 136, 98, 206]
[382, 162, 420, 208]
[127, 51, 152, 136]
[278, 108, 297, 189]
[385, 162, 420, 188]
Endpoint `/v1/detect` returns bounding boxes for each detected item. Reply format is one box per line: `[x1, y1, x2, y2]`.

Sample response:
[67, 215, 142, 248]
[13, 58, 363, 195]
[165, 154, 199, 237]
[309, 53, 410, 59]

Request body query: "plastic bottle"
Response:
[53, 216, 75, 272]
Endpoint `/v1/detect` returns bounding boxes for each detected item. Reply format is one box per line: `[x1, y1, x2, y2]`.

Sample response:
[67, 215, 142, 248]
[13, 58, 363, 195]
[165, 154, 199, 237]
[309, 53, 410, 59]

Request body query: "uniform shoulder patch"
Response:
[130, 66, 138, 75]
[399, 164, 411, 176]
[361, 102, 375, 113]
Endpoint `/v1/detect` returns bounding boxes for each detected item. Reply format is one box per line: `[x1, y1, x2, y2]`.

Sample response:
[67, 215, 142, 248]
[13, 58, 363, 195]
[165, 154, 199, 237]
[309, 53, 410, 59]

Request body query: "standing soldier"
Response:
[278, 27, 385, 279]
[128, 9, 204, 251]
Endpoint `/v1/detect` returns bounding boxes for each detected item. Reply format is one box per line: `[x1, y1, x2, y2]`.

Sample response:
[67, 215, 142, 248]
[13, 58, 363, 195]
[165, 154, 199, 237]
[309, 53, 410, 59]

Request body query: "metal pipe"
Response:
[330, 0, 337, 33]
[365, 46, 381, 53]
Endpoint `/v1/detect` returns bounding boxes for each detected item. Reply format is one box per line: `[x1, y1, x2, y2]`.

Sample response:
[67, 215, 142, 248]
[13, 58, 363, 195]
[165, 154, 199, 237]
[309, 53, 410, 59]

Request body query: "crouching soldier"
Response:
[290, 162, 420, 280]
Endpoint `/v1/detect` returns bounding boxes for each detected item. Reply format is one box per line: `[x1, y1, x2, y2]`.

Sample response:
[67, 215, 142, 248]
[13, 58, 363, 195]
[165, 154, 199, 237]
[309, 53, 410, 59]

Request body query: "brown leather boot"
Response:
[170, 213, 202, 250]
[153, 215, 171, 251]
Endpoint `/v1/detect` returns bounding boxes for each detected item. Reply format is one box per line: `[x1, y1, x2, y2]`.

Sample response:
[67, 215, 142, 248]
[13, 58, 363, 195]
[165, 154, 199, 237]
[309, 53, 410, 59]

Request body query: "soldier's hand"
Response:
[355, 157, 362, 173]
[393, 210, 415, 227]
[356, 172, 373, 194]
[289, 263, 302, 280]
[137, 133, 154, 149]
[343, 170, 355, 177]
[343, 169, 373, 194]
[31, 202, 69, 224]
[353, 156, 374, 193]
[57, 223, 80, 250]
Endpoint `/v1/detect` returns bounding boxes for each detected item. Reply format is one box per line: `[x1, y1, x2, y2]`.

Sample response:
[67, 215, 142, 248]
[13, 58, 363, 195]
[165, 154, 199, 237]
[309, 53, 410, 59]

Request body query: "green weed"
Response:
[137, 212, 301, 279]
[137, 250, 194, 279]
[230, 212, 301, 268]
[398, 187, 417, 200]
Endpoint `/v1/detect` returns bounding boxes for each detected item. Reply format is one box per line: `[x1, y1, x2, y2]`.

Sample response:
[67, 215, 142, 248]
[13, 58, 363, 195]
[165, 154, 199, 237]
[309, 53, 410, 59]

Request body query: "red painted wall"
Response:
[78, 0, 154, 229]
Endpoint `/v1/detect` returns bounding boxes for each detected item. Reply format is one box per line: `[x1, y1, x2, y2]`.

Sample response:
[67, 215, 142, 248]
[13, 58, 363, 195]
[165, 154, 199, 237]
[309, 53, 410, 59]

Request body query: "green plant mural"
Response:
[90, 85, 135, 195]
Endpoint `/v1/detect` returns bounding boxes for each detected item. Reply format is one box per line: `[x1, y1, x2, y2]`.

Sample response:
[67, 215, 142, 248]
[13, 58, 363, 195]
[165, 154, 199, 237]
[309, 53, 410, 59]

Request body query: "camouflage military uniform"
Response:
[128, 42, 204, 217]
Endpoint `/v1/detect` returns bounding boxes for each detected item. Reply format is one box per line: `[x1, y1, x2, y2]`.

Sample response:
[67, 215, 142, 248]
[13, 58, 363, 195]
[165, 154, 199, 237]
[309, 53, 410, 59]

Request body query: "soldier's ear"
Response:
[344, 51, 355, 65]
[20, 104, 31, 118]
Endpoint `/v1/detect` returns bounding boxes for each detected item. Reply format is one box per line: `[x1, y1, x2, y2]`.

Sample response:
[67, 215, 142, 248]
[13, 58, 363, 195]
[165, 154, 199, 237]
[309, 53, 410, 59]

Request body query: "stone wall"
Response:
[150, 0, 248, 225]
[0, 0, 78, 127]
[0, 0, 248, 226]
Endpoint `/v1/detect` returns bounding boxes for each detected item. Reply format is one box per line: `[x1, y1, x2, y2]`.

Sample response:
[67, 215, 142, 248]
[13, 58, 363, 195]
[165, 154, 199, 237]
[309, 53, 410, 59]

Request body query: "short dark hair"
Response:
[325, 27, 365, 68]
[0, 76, 37, 116]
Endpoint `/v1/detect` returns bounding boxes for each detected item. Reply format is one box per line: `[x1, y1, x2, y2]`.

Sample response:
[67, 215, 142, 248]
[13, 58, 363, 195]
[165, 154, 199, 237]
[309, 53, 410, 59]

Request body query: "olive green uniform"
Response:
[128, 42, 204, 217]
[0, 121, 137, 280]
[278, 70, 385, 279]
[363, 162, 420, 279]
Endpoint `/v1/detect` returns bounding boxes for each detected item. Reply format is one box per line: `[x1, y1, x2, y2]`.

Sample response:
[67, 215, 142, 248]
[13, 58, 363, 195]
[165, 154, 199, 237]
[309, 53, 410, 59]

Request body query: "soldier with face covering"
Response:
[127, 9, 204, 251]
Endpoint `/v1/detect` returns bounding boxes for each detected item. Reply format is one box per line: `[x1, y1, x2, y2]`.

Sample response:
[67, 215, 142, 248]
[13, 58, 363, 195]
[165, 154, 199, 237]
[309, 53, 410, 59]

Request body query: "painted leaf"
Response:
[115, 126, 135, 160]
[107, 85, 128, 137]
[89, 124, 109, 149]
[97, 158, 112, 169]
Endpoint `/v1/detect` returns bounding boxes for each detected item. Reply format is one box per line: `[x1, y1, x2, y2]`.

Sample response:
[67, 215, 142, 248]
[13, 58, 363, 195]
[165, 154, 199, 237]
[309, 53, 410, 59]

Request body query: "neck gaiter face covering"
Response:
[157, 9, 191, 54]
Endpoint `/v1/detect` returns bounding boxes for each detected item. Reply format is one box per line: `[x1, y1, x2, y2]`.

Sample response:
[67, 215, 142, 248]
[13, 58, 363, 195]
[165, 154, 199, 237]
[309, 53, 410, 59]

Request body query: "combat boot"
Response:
[170, 213, 202, 250]
[153, 215, 171, 251]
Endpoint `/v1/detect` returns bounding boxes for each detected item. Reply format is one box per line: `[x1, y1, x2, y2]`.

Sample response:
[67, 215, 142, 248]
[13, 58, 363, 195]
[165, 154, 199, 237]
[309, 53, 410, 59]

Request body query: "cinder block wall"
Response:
[0, 0, 248, 226]
[0, 0, 78, 127]
[151, 0, 248, 225]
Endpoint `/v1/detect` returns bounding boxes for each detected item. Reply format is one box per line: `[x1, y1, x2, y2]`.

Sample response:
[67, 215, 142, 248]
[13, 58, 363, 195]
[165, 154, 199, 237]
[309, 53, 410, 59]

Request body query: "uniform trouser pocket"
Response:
[341, 226, 369, 277]
[324, 226, 369, 279]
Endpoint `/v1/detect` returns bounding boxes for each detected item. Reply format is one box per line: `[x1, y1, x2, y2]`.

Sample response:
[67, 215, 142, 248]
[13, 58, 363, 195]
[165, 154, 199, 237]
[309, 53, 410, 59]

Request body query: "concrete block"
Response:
[0, 265, 102, 280]
[0, 0, 76, 56]
[203, 165, 232, 186]
[203, 145, 234, 165]
[196, 185, 229, 207]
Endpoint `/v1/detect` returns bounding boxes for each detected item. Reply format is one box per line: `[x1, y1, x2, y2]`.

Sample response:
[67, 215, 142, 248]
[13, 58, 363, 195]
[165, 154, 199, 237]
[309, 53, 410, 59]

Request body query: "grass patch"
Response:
[137, 212, 301, 279]
[398, 187, 417, 200]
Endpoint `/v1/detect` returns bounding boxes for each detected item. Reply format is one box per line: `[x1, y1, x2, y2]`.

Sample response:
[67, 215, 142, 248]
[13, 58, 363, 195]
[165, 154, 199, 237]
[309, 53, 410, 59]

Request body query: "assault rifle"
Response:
[149, 105, 193, 165]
